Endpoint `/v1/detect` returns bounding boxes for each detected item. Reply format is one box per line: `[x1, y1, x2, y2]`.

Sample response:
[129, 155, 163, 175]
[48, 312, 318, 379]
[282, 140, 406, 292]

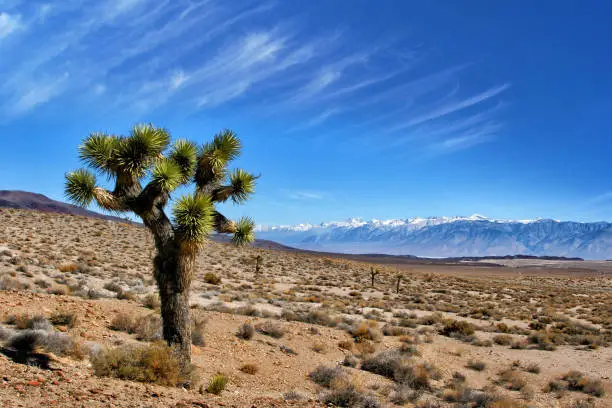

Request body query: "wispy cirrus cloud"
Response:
[284, 190, 329, 201]
[0, 12, 22, 39]
[0, 0, 510, 157]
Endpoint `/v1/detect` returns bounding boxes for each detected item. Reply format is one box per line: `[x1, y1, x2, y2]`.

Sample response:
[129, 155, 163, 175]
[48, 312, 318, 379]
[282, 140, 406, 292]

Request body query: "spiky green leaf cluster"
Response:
[173, 193, 214, 245]
[151, 159, 183, 193]
[168, 139, 197, 181]
[228, 169, 256, 203]
[195, 129, 241, 187]
[232, 217, 255, 246]
[65, 169, 97, 207]
[79, 133, 120, 175]
[116, 124, 170, 175]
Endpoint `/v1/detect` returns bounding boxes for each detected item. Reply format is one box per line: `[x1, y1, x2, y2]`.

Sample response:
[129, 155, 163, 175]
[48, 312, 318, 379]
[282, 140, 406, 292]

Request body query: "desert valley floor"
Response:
[0, 208, 611, 407]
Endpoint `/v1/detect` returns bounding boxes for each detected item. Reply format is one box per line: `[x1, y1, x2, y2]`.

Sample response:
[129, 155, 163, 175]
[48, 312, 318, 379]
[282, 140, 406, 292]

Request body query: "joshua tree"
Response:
[370, 267, 379, 287]
[255, 252, 263, 275]
[64, 124, 257, 367]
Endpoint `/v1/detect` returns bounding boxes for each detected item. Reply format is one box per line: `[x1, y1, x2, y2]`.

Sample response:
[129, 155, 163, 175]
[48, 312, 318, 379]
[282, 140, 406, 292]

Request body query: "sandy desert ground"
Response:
[0, 208, 611, 407]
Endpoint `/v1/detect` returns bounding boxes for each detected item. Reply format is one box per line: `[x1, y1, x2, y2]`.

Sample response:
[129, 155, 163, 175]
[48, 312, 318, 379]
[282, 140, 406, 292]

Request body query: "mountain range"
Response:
[256, 215, 612, 259]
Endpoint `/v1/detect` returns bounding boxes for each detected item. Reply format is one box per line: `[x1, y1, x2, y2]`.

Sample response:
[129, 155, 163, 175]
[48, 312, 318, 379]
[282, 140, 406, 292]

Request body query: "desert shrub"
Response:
[389, 384, 423, 405]
[0, 275, 29, 290]
[239, 363, 258, 375]
[255, 321, 284, 338]
[283, 390, 304, 401]
[0, 325, 15, 341]
[203, 273, 222, 285]
[117, 290, 137, 301]
[567, 399, 596, 408]
[528, 332, 556, 350]
[338, 339, 353, 350]
[236, 323, 254, 340]
[419, 313, 443, 326]
[205, 373, 229, 395]
[350, 320, 382, 342]
[104, 282, 122, 292]
[57, 263, 77, 273]
[394, 362, 437, 390]
[498, 369, 527, 391]
[471, 337, 493, 347]
[342, 354, 359, 368]
[382, 324, 408, 336]
[133, 314, 162, 341]
[361, 349, 402, 378]
[28, 316, 53, 331]
[309, 365, 345, 388]
[354, 340, 376, 356]
[440, 320, 475, 338]
[91, 342, 185, 386]
[44, 332, 85, 359]
[50, 311, 80, 328]
[466, 359, 486, 371]
[562, 371, 605, 397]
[524, 362, 541, 374]
[190, 313, 207, 346]
[312, 341, 327, 353]
[321, 384, 377, 407]
[6, 330, 46, 353]
[111, 312, 134, 332]
[493, 334, 513, 345]
[142, 293, 160, 309]
[6, 330, 84, 359]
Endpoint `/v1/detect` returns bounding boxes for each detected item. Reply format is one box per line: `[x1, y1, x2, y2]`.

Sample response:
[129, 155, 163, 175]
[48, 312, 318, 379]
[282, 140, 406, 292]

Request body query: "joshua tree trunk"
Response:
[153, 242, 193, 368]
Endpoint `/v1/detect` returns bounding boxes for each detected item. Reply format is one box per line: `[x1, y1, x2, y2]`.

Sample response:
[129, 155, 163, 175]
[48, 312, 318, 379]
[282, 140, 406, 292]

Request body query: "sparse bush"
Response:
[255, 321, 285, 338]
[321, 384, 376, 407]
[142, 293, 160, 309]
[342, 354, 359, 368]
[205, 373, 229, 395]
[117, 290, 137, 301]
[50, 311, 80, 328]
[350, 320, 382, 342]
[239, 363, 258, 374]
[467, 359, 486, 371]
[389, 383, 423, 405]
[440, 319, 475, 338]
[111, 312, 134, 332]
[524, 362, 541, 374]
[203, 273, 222, 285]
[104, 282, 122, 293]
[133, 314, 162, 341]
[44, 332, 85, 359]
[92, 343, 186, 386]
[283, 390, 304, 401]
[309, 365, 345, 388]
[493, 334, 513, 345]
[190, 313, 207, 346]
[312, 341, 327, 353]
[338, 339, 353, 351]
[57, 263, 77, 273]
[236, 323, 254, 340]
[562, 371, 605, 397]
[499, 369, 527, 391]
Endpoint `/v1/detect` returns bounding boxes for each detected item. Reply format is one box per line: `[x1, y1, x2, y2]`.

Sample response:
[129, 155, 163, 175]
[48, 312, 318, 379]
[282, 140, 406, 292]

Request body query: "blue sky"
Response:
[1, 0, 611, 225]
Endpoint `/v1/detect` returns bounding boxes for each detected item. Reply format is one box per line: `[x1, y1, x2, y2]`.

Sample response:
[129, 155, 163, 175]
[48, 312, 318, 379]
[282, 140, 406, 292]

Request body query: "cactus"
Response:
[65, 125, 257, 366]
[396, 273, 402, 294]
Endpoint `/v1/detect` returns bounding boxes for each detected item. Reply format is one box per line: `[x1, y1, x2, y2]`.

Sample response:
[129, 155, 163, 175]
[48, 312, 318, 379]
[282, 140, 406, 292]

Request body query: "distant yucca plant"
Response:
[65, 125, 257, 369]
